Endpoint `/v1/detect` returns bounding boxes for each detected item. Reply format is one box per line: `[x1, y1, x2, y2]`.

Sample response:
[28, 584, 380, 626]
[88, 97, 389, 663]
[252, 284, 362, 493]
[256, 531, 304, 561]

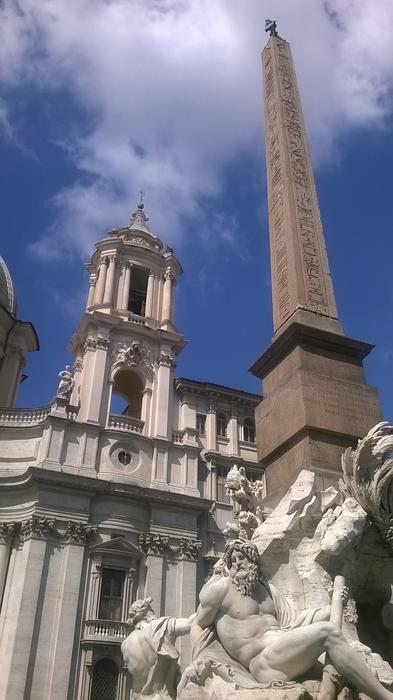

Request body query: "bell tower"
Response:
[69, 201, 185, 443]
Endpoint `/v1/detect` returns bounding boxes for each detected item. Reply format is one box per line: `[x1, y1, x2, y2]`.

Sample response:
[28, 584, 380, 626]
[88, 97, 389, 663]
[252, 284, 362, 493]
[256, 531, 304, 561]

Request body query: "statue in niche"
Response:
[121, 596, 195, 700]
[56, 365, 73, 399]
[179, 539, 393, 700]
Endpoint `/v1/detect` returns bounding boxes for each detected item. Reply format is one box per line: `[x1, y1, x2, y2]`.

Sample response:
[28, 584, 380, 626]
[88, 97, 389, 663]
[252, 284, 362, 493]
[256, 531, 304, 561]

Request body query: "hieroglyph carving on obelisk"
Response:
[263, 36, 339, 333]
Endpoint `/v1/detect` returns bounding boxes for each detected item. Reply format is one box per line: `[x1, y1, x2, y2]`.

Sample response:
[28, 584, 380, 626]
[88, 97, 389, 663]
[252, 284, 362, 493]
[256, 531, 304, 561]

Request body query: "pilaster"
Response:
[154, 351, 175, 439]
[0, 521, 50, 700]
[43, 539, 86, 699]
[228, 411, 239, 455]
[140, 533, 168, 615]
[0, 522, 18, 606]
[79, 334, 111, 424]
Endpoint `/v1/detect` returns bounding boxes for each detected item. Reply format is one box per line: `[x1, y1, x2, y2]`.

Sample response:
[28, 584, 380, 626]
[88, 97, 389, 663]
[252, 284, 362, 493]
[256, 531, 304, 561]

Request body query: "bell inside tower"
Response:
[128, 268, 149, 316]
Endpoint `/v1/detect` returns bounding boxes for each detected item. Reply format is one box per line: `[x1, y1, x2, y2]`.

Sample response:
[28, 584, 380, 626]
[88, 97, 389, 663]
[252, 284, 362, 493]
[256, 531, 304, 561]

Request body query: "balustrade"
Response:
[0, 405, 51, 425]
[83, 619, 130, 643]
[108, 414, 144, 434]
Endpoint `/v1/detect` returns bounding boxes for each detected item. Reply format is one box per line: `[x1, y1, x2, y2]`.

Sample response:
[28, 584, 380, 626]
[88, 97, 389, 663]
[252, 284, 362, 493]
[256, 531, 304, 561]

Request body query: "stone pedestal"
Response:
[250, 323, 382, 502]
[179, 679, 313, 700]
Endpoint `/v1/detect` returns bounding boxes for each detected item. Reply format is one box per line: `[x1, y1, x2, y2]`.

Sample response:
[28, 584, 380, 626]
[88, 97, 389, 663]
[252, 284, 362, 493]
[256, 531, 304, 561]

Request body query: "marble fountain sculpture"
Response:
[122, 422, 393, 700]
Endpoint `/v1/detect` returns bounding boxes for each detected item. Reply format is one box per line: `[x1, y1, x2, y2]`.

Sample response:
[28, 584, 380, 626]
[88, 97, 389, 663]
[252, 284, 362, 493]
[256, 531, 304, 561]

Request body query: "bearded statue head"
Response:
[212, 539, 263, 597]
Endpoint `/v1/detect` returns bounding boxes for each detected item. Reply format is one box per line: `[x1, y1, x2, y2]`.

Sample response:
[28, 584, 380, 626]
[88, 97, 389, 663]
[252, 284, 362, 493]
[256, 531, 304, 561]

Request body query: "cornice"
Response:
[0, 466, 212, 512]
[201, 450, 262, 471]
[249, 321, 375, 379]
[174, 377, 261, 405]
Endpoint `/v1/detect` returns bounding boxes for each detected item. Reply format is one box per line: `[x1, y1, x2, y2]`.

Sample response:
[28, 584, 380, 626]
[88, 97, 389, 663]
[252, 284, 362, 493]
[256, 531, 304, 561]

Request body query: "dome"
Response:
[0, 256, 17, 317]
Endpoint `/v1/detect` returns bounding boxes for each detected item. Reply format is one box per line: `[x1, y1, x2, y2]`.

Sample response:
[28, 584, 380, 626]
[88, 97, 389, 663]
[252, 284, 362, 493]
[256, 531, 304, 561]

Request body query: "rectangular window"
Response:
[98, 568, 126, 620]
[216, 465, 230, 503]
[216, 413, 227, 438]
[196, 413, 206, 435]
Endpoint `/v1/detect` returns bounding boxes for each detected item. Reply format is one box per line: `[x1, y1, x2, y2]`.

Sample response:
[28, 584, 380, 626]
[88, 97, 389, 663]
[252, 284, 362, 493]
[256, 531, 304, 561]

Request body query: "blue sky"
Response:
[1, 0, 393, 420]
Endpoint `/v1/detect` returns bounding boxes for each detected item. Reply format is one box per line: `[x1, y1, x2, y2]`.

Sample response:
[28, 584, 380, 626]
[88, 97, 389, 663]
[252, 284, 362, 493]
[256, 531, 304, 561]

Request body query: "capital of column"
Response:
[59, 521, 98, 545]
[0, 521, 20, 544]
[164, 268, 175, 281]
[20, 515, 56, 542]
[139, 531, 169, 556]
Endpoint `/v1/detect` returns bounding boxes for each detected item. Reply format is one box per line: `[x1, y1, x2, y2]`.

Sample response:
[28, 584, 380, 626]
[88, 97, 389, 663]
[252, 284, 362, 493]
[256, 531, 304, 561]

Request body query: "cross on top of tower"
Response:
[138, 188, 145, 209]
[265, 19, 278, 37]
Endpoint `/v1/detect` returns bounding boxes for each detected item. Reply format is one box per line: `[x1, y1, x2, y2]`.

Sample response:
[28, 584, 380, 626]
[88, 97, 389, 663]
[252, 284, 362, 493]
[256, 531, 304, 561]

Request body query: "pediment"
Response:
[90, 536, 142, 558]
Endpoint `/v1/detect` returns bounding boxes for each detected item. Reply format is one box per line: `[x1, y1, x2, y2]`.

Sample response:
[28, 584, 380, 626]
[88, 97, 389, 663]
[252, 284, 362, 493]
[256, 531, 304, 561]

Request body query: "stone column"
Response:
[86, 274, 96, 310]
[116, 263, 125, 309]
[94, 257, 108, 305]
[141, 387, 152, 435]
[103, 255, 116, 305]
[170, 279, 176, 324]
[161, 269, 173, 323]
[210, 460, 218, 501]
[145, 271, 155, 318]
[150, 274, 159, 320]
[121, 263, 132, 310]
[206, 403, 217, 451]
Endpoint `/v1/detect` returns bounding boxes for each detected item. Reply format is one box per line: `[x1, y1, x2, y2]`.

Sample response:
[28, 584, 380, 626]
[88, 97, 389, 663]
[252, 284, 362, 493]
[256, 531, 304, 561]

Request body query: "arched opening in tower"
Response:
[128, 267, 149, 316]
[110, 369, 144, 419]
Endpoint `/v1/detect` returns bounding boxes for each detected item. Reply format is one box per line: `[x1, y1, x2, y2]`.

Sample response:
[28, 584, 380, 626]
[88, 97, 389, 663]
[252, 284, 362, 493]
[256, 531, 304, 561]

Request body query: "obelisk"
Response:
[250, 23, 382, 502]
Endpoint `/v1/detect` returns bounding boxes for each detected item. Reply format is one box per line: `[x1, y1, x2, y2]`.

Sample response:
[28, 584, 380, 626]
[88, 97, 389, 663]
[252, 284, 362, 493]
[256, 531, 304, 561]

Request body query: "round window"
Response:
[118, 450, 131, 466]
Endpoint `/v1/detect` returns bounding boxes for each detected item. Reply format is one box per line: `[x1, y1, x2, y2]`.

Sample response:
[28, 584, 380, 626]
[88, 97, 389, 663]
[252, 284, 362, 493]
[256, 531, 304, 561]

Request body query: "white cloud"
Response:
[1, 0, 392, 259]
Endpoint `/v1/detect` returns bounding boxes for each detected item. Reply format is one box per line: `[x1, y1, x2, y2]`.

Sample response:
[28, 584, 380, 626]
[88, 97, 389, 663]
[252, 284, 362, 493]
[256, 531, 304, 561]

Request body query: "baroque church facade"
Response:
[0, 201, 261, 699]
